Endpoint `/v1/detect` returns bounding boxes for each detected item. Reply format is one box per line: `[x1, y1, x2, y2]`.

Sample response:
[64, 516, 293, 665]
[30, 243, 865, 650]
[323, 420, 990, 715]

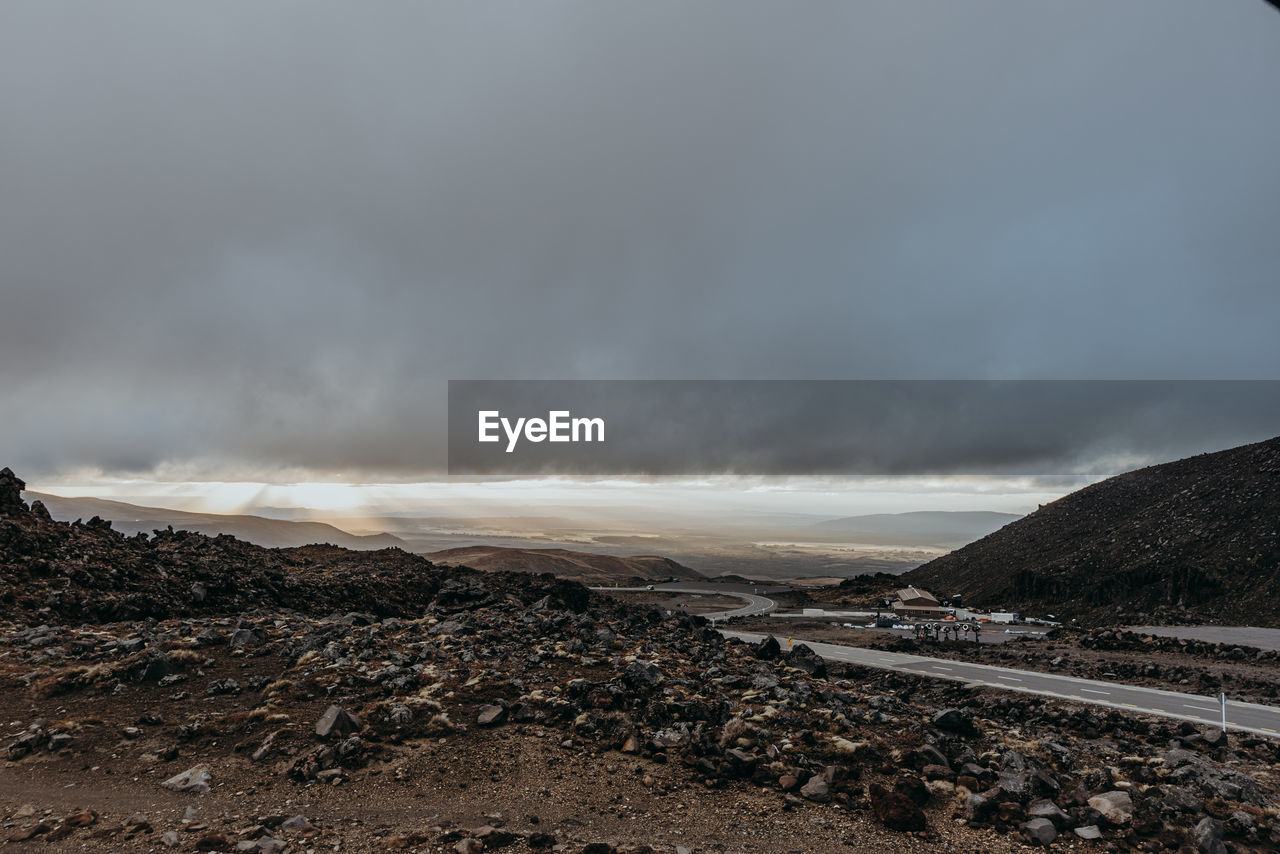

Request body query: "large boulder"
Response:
[1160, 786, 1205, 815]
[754, 636, 781, 660]
[932, 708, 977, 736]
[1190, 817, 1227, 854]
[621, 661, 664, 691]
[0, 468, 28, 516]
[893, 775, 931, 807]
[1165, 747, 1264, 804]
[1200, 727, 1227, 749]
[784, 643, 827, 678]
[315, 705, 361, 739]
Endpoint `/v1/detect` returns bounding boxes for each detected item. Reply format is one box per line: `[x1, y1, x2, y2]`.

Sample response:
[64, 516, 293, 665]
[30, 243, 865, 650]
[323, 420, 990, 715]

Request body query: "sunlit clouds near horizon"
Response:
[25, 472, 1098, 529]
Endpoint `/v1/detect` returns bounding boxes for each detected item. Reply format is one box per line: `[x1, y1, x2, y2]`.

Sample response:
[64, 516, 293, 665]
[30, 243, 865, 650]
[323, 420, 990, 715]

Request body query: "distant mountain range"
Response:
[810, 510, 1022, 547]
[19, 490, 704, 587]
[26, 492, 408, 551]
[902, 435, 1280, 626]
[423, 546, 702, 585]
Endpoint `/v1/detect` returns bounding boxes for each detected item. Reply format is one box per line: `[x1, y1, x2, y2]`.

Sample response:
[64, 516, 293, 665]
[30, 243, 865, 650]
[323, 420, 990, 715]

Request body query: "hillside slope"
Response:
[902, 435, 1280, 626]
[423, 545, 702, 584]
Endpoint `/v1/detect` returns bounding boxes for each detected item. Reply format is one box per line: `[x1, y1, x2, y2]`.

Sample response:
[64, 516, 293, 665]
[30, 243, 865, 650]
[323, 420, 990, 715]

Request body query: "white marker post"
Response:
[1220, 692, 1228, 732]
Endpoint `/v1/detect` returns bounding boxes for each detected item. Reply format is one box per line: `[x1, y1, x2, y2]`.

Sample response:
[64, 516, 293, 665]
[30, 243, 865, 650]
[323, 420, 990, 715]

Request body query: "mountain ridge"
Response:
[901, 435, 1280, 626]
[24, 491, 407, 551]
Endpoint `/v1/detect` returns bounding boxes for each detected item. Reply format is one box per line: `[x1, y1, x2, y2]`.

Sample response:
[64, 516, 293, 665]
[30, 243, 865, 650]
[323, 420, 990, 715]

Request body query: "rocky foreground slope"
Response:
[903, 435, 1280, 626]
[2, 468, 1280, 852]
[0, 468, 475, 624]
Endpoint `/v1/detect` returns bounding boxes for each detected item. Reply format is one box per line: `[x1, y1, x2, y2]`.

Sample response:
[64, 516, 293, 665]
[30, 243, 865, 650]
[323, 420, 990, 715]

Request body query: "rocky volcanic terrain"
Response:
[3, 468, 1280, 853]
[903, 435, 1280, 627]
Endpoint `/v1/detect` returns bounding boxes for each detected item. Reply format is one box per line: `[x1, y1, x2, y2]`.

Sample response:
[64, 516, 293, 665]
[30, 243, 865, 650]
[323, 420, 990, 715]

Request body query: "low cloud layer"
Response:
[447, 381, 1280, 475]
[3, 3, 1279, 479]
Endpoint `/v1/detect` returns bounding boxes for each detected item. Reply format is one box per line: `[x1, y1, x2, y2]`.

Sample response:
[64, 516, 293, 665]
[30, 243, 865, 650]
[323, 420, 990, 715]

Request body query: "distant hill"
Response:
[902, 436, 1280, 626]
[424, 546, 702, 585]
[26, 492, 407, 551]
[811, 510, 1022, 547]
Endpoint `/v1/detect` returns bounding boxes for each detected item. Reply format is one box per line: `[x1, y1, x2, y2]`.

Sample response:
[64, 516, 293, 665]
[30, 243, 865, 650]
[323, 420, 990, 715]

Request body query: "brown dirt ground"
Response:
[0, 645, 1061, 854]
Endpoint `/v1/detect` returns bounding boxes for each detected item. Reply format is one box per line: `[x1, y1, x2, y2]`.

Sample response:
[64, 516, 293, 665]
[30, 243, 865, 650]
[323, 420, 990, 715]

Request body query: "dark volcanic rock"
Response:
[622, 661, 664, 691]
[1021, 817, 1057, 846]
[893, 775, 930, 807]
[869, 782, 927, 832]
[0, 468, 27, 516]
[315, 706, 361, 739]
[784, 643, 827, 678]
[754, 635, 781, 660]
[932, 708, 977, 736]
[1190, 816, 1227, 854]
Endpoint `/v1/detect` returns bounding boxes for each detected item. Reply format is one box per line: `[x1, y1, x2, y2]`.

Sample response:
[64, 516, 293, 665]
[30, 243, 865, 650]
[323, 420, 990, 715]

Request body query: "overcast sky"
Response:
[3, 1, 1279, 486]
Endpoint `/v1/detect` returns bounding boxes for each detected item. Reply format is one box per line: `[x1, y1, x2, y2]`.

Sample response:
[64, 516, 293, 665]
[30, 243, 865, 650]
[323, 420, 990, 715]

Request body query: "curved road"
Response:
[724, 630, 1280, 739]
[592, 585, 777, 621]
[598, 585, 1280, 737]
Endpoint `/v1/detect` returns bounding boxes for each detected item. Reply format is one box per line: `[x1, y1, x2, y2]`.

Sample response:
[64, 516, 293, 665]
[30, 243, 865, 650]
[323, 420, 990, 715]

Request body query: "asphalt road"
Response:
[723, 630, 1280, 738]
[596, 585, 1280, 737]
[592, 585, 777, 621]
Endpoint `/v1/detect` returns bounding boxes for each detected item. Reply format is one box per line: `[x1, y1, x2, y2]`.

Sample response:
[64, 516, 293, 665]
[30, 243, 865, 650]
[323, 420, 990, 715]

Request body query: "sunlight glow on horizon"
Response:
[25, 472, 1092, 524]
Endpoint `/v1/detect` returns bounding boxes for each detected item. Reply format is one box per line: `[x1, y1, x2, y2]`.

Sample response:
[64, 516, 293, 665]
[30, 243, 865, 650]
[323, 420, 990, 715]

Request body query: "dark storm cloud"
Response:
[2, 2, 1279, 478]
[448, 380, 1280, 475]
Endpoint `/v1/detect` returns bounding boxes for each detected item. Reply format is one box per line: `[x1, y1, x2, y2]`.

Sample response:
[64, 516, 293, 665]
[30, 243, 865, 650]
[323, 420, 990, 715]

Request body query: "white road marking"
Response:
[932, 665, 953, 671]
[1184, 704, 1219, 713]
[997, 675, 1021, 682]
[1081, 688, 1110, 695]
